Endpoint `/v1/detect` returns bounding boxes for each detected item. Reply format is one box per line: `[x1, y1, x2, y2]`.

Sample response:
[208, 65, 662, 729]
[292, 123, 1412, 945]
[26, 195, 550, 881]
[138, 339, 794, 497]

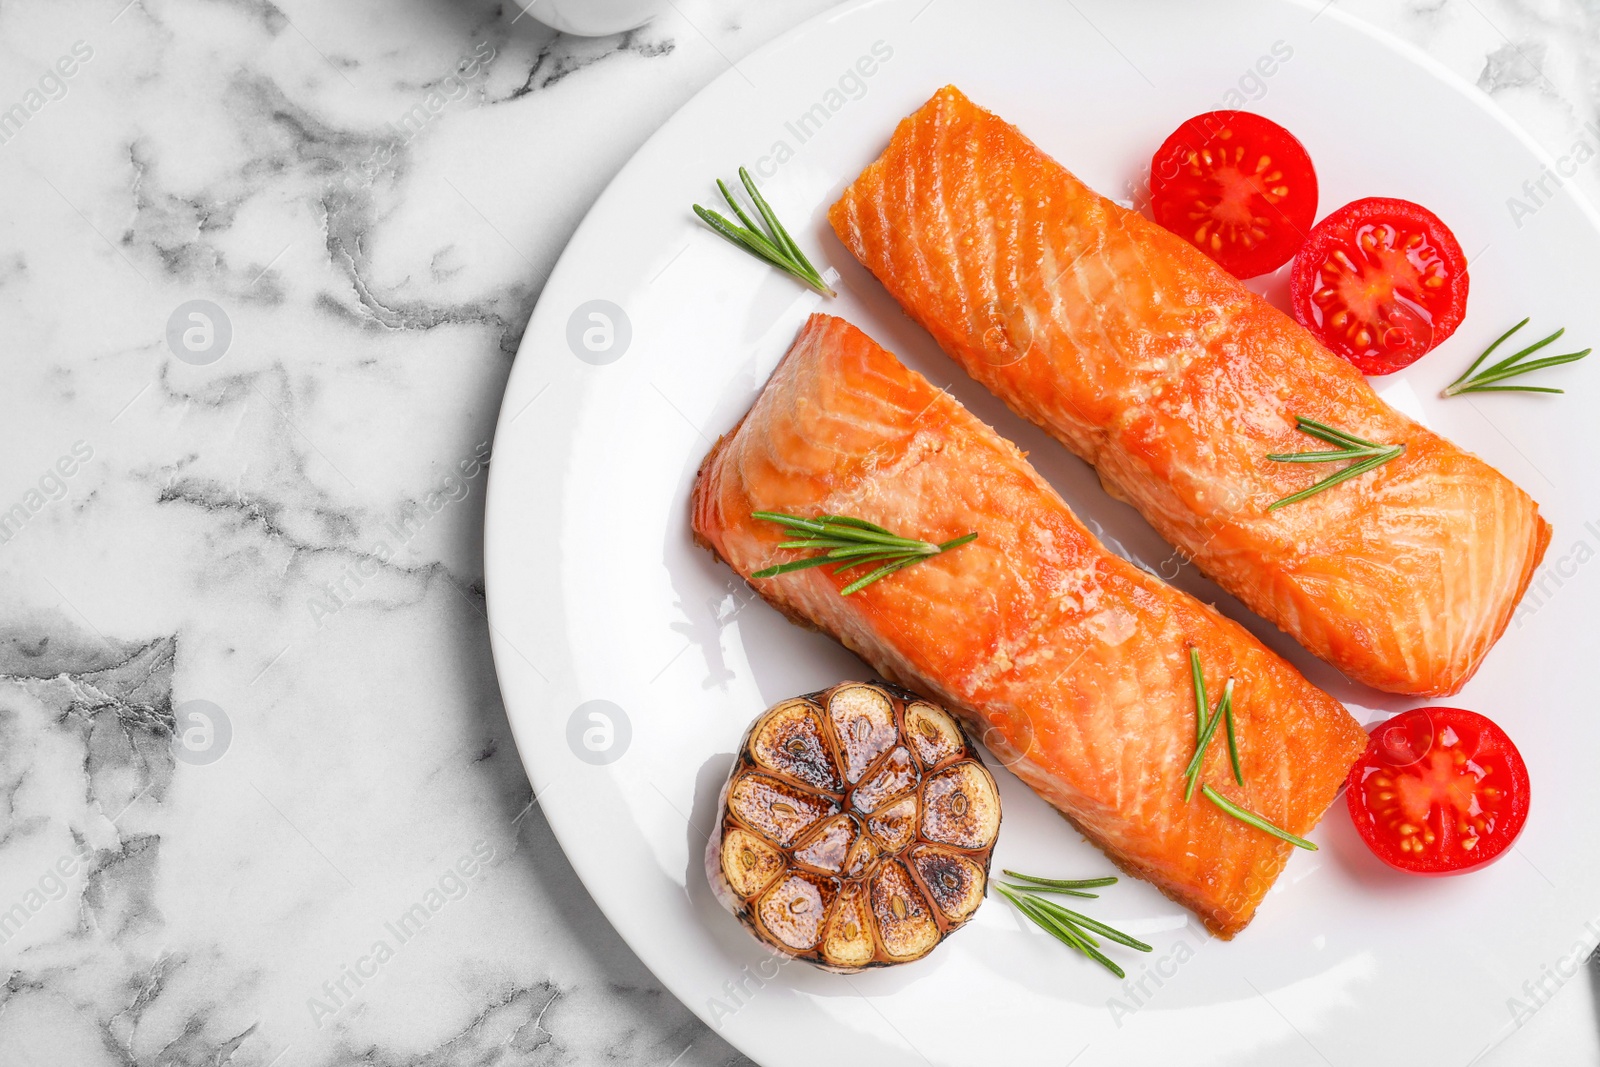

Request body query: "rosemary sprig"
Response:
[1184, 649, 1238, 796]
[693, 167, 836, 297]
[1025, 896, 1154, 953]
[1002, 887, 1122, 974]
[1265, 415, 1404, 511]
[1202, 785, 1317, 851]
[1442, 317, 1591, 397]
[1181, 656, 1305, 846]
[748, 511, 977, 595]
[1188, 648, 1247, 787]
[994, 874, 1151, 979]
[1182, 677, 1234, 801]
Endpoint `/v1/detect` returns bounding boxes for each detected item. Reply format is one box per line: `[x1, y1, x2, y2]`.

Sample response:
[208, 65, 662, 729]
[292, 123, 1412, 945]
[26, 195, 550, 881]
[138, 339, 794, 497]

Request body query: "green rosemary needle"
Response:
[1223, 683, 1244, 786]
[1265, 415, 1404, 511]
[1002, 870, 1119, 890]
[1202, 785, 1317, 851]
[1442, 317, 1591, 397]
[749, 511, 977, 595]
[1001, 883, 1100, 899]
[994, 875, 1151, 979]
[1189, 647, 1207, 746]
[693, 167, 837, 297]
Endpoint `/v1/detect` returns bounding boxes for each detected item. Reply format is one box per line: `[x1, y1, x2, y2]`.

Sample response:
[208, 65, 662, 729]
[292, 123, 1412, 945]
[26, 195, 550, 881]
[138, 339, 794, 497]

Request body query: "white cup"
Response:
[522, 0, 670, 36]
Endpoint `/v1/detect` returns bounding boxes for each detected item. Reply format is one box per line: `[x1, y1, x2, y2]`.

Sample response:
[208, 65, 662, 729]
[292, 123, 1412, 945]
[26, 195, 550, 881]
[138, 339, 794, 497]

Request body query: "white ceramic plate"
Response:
[484, 2, 1600, 1063]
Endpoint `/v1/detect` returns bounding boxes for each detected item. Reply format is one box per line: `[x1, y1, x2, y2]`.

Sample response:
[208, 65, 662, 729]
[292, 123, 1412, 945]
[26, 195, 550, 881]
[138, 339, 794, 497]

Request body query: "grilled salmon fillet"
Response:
[692, 313, 1368, 937]
[829, 86, 1551, 697]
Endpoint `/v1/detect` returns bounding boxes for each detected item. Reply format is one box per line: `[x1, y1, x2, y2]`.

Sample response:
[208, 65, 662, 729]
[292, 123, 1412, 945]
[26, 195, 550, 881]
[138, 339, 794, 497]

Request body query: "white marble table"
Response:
[0, 1, 1595, 1064]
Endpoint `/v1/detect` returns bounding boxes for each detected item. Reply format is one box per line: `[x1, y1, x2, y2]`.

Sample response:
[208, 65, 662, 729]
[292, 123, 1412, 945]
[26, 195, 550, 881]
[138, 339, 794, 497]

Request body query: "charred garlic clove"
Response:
[706, 681, 1000, 972]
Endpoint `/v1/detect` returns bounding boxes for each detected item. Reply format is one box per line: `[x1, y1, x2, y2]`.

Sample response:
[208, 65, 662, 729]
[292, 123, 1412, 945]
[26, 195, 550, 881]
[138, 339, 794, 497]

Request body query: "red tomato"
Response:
[1150, 110, 1318, 279]
[1290, 197, 1470, 375]
[1346, 707, 1529, 875]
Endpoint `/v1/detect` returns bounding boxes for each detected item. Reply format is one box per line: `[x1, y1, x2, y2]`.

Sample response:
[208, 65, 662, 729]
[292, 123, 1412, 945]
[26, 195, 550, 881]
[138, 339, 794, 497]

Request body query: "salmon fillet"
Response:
[692, 313, 1368, 938]
[828, 86, 1551, 697]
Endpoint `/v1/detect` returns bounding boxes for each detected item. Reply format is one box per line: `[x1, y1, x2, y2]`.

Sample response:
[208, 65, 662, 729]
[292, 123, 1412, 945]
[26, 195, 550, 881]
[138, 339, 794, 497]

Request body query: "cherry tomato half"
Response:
[1290, 197, 1470, 375]
[1346, 707, 1529, 876]
[1150, 110, 1318, 279]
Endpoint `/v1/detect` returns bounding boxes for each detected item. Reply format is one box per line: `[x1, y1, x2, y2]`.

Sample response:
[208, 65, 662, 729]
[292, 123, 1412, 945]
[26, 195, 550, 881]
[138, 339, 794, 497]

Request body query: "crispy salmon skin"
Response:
[828, 86, 1550, 697]
[692, 314, 1368, 938]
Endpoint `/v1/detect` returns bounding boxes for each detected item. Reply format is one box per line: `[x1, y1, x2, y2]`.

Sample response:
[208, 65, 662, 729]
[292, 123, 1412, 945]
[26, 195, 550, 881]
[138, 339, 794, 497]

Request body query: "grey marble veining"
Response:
[1, 1, 1597, 1065]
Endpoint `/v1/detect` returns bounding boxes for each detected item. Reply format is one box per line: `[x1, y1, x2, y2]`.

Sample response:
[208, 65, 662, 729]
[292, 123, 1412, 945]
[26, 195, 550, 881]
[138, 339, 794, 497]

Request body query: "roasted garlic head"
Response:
[707, 682, 1000, 972]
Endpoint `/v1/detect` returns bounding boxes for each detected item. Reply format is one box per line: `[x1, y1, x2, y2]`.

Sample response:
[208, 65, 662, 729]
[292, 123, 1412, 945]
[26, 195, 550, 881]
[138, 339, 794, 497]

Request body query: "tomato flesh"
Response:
[1150, 110, 1318, 279]
[1345, 707, 1529, 875]
[1290, 197, 1469, 375]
